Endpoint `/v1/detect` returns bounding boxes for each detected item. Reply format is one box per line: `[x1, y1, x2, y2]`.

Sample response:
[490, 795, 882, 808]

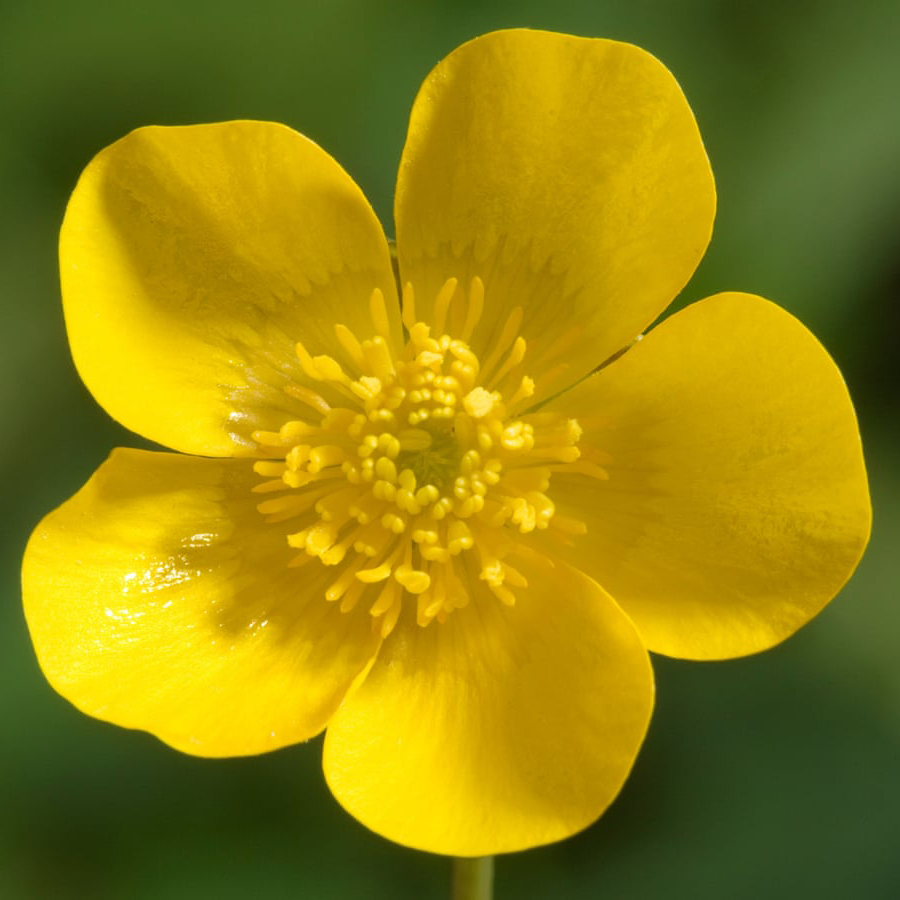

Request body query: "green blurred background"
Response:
[2, 0, 898, 897]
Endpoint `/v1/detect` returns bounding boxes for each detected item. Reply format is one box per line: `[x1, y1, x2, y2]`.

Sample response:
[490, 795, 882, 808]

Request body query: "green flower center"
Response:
[395, 427, 459, 490]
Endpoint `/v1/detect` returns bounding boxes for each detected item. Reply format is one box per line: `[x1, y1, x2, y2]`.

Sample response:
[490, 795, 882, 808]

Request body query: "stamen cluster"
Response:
[252, 278, 585, 636]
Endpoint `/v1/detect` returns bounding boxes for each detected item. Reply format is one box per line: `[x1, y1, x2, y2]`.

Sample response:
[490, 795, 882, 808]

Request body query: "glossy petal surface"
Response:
[23, 449, 381, 755]
[549, 293, 871, 659]
[395, 29, 715, 398]
[323, 556, 653, 855]
[60, 121, 398, 456]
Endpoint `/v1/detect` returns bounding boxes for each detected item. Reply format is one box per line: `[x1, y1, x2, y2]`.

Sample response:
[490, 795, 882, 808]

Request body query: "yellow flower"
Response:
[23, 30, 870, 856]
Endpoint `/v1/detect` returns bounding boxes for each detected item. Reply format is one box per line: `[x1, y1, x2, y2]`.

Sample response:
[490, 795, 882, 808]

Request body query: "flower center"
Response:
[395, 427, 457, 489]
[251, 277, 592, 637]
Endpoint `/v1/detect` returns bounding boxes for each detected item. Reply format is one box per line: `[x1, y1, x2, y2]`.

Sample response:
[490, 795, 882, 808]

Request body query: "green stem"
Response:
[452, 856, 494, 900]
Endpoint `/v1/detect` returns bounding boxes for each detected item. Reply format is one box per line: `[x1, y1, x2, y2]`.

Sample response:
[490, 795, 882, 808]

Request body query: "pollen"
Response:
[251, 277, 591, 637]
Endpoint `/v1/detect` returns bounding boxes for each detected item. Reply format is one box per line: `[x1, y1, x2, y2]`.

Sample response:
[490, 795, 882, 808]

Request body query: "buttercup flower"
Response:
[23, 30, 870, 856]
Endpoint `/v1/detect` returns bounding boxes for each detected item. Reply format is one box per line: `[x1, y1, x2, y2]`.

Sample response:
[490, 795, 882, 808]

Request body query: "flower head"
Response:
[23, 30, 870, 855]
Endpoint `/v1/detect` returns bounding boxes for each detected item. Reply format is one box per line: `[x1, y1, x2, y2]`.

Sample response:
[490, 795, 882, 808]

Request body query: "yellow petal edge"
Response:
[549, 293, 871, 659]
[396, 29, 716, 400]
[324, 557, 654, 855]
[60, 121, 398, 457]
[22, 449, 381, 755]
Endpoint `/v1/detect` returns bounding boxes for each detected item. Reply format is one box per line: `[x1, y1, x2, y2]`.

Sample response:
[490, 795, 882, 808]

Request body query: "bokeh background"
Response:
[2, 0, 898, 897]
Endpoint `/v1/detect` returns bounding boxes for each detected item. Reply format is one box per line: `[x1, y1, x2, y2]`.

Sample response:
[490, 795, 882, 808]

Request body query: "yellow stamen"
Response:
[253, 275, 593, 631]
[334, 323, 365, 371]
[460, 276, 484, 342]
[431, 277, 458, 336]
[401, 282, 417, 332]
[369, 287, 393, 341]
[283, 384, 331, 415]
[479, 305, 524, 382]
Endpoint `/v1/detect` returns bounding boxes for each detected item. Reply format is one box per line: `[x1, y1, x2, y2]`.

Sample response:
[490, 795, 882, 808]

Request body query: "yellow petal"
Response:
[22, 449, 381, 756]
[395, 29, 714, 398]
[322, 555, 653, 855]
[61, 121, 398, 457]
[548, 293, 871, 660]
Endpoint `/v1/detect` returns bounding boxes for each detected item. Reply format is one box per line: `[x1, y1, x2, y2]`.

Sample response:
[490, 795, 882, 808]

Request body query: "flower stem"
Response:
[452, 856, 494, 900]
